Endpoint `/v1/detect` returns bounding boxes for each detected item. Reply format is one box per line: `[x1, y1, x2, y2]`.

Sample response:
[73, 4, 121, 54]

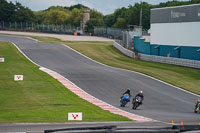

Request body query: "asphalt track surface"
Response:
[0, 34, 200, 125]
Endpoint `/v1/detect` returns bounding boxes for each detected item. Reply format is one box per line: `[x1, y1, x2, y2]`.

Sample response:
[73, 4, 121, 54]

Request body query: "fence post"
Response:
[21, 22, 22, 30]
[9, 22, 11, 29]
[15, 22, 17, 29]
[3, 21, 4, 29]
[37, 23, 39, 30]
[126, 32, 129, 48]
[26, 22, 28, 29]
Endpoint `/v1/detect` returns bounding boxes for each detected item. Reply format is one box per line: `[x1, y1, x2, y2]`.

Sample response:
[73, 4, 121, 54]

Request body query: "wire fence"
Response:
[94, 27, 146, 50]
[94, 27, 125, 40]
[0, 21, 76, 34]
[94, 27, 133, 49]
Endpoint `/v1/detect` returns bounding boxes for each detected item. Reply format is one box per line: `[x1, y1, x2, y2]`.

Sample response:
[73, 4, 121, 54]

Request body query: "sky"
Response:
[7, 0, 188, 15]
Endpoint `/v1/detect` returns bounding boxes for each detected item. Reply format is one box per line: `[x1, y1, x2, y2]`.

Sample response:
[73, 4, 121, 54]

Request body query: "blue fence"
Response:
[134, 37, 200, 61]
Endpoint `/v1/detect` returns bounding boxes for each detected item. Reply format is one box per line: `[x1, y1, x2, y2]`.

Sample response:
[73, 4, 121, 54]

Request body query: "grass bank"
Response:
[31, 36, 200, 95]
[0, 41, 130, 123]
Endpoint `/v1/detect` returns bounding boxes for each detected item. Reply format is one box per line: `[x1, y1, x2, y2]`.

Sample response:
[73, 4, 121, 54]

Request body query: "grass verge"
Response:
[0, 41, 131, 123]
[30, 36, 200, 95]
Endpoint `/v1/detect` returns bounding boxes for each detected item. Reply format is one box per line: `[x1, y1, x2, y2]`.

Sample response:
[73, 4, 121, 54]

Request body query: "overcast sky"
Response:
[7, 0, 188, 15]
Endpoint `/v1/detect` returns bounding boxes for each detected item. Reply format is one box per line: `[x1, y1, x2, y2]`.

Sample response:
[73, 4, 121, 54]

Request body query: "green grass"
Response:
[0, 41, 131, 123]
[31, 36, 200, 95]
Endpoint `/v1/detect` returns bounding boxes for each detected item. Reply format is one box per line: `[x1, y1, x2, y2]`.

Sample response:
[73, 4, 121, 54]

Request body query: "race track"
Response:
[0, 34, 199, 124]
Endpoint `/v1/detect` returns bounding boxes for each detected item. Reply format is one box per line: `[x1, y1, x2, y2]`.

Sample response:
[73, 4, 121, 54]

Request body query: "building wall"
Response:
[146, 4, 200, 60]
[114, 41, 200, 69]
[150, 4, 200, 46]
[134, 37, 200, 61]
[134, 37, 150, 55]
[151, 22, 200, 46]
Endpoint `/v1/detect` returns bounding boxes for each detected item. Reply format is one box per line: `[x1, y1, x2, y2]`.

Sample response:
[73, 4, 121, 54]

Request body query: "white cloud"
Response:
[49, 0, 76, 7]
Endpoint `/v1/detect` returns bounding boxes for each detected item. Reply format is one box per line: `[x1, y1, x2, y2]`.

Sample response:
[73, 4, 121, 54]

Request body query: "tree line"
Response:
[104, 0, 200, 30]
[0, 0, 200, 32]
[0, 0, 35, 22]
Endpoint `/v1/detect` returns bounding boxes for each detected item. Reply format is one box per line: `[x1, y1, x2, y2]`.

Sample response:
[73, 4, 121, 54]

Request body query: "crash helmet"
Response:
[139, 91, 143, 94]
[127, 88, 130, 92]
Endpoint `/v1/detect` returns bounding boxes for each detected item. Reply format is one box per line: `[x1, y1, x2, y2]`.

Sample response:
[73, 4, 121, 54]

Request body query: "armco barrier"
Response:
[114, 41, 135, 58]
[113, 41, 200, 69]
[140, 54, 200, 69]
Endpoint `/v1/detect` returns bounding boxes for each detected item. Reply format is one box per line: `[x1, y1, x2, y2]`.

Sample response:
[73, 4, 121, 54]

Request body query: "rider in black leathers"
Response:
[195, 98, 200, 113]
[134, 91, 144, 104]
[123, 89, 131, 97]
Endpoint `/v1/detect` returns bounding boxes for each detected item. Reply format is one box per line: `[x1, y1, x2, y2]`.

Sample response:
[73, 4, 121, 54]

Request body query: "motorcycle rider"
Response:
[134, 91, 144, 104]
[121, 89, 131, 102]
[123, 89, 131, 97]
[195, 98, 200, 113]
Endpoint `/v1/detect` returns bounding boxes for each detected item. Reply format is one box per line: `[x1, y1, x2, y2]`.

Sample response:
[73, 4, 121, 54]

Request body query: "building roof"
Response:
[151, 3, 200, 11]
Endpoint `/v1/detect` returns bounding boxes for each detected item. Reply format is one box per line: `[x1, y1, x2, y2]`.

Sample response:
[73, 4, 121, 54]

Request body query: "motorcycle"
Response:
[132, 96, 142, 110]
[194, 103, 200, 113]
[120, 94, 130, 107]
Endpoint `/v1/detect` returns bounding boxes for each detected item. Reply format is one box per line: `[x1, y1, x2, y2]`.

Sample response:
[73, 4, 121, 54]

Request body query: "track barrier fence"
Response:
[0, 21, 75, 34]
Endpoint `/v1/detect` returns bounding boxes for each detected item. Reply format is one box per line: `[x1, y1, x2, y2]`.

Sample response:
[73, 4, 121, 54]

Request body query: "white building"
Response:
[150, 4, 200, 47]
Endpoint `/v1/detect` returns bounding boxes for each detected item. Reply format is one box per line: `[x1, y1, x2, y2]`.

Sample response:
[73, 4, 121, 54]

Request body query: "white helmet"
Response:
[139, 91, 143, 94]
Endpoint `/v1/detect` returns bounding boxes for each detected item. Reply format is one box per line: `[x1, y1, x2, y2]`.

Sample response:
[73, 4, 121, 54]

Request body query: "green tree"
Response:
[0, 0, 35, 22]
[35, 6, 71, 25]
[112, 18, 127, 29]
[44, 9, 70, 25]
[90, 10, 104, 19]
[34, 11, 46, 24]
[141, 2, 151, 30]
[13, 2, 35, 22]
[104, 14, 115, 27]
[126, 3, 140, 28]
[85, 18, 104, 33]
[70, 8, 82, 27]
[0, 0, 15, 22]
[66, 4, 88, 11]
[85, 10, 104, 33]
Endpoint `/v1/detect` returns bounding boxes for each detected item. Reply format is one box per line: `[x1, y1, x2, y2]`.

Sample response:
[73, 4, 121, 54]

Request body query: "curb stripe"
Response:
[11, 40, 170, 124]
[11, 40, 162, 123]
[39, 67, 152, 122]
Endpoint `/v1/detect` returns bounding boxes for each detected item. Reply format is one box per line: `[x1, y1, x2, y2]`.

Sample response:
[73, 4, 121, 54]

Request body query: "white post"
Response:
[139, 1, 143, 27]
[15, 22, 17, 29]
[21, 22, 22, 30]
[3, 21, 4, 29]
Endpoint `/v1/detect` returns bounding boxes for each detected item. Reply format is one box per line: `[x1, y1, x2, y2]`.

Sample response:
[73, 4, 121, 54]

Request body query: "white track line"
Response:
[11, 42, 41, 68]
[25, 37, 40, 42]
